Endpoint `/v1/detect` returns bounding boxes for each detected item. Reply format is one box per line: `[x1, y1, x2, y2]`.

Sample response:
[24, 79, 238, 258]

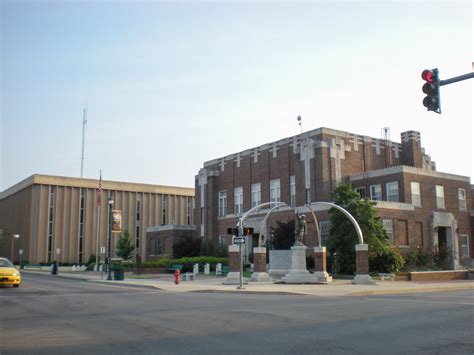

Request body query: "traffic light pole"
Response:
[440, 72, 474, 86]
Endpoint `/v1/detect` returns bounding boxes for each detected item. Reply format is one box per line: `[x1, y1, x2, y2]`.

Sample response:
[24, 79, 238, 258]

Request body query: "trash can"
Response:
[113, 268, 124, 281]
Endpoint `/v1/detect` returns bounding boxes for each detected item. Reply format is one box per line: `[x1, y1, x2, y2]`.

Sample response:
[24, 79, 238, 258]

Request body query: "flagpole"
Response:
[95, 170, 102, 272]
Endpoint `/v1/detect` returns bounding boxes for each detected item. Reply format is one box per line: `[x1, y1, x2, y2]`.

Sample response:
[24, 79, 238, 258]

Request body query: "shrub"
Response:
[370, 248, 405, 273]
[401, 246, 451, 271]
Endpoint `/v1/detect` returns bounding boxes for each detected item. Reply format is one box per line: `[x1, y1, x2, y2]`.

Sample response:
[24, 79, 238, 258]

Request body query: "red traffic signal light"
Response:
[421, 69, 435, 83]
[421, 68, 441, 114]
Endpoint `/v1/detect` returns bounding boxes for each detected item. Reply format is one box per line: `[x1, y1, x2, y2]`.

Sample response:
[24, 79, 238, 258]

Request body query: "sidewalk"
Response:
[22, 270, 474, 297]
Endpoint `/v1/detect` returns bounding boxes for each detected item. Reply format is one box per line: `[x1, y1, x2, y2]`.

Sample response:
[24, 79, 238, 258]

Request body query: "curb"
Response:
[350, 285, 474, 296]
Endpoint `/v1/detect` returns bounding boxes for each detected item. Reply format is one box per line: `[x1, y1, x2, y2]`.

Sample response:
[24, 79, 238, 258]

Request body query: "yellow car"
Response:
[0, 257, 21, 287]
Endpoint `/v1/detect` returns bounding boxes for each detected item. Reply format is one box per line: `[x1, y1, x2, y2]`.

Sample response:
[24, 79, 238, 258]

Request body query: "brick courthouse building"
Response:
[195, 127, 473, 269]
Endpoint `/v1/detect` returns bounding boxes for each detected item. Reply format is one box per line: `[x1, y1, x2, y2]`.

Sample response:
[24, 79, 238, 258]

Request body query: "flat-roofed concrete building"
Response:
[195, 127, 473, 269]
[0, 174, 194, 264]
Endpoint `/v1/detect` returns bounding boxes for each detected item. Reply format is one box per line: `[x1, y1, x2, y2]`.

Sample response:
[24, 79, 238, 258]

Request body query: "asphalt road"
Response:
[1, 273, 473, 354]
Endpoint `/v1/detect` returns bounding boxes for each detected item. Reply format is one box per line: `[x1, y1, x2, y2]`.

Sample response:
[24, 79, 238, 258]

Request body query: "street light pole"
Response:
[107, 196, 114, 280]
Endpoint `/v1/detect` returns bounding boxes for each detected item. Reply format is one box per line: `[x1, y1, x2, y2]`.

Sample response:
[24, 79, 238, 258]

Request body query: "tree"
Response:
[173, 234, 201, 259]
[116, 229, 135, 260]
[200, 238, 228, 257]
[326, 184, 391, 274]
[269, 219, 295, 250]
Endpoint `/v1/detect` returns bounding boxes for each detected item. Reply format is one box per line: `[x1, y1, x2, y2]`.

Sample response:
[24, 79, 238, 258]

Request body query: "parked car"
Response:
[0, 257, 21, 287]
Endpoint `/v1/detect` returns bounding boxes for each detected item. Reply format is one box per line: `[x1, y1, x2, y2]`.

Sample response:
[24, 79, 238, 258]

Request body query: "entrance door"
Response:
[438, 227, 447, 251]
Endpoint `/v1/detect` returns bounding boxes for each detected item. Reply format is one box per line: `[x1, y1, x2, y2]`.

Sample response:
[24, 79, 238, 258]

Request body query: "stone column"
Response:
[224, 244, 242, 285]
[352, 244, 375, 285]
[250, 247, 271, 282]
[313, 246, 332, 283]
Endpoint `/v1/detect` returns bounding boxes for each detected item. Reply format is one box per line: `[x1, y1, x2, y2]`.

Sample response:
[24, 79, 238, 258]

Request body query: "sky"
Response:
[1, 0, 473, 191]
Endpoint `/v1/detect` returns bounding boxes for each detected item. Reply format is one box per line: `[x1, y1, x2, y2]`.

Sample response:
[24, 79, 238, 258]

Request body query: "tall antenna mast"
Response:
[80, 108, 87, 178]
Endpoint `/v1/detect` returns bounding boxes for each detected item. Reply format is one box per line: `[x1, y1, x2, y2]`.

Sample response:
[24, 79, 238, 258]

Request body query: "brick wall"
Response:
[410, 270, 468, 281]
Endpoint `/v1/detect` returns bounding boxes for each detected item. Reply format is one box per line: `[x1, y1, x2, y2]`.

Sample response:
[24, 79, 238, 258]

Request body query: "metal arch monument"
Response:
[224, 201, 374, 286]
[309, 202, 374, 285]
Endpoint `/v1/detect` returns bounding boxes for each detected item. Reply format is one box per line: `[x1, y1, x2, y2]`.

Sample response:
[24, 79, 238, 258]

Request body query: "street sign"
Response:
[233, 236, 245, 244]
[100, 246, 106, 254]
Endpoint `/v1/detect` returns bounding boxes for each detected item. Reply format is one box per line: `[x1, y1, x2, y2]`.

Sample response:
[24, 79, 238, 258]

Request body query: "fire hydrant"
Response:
[174, 269, 181, 284]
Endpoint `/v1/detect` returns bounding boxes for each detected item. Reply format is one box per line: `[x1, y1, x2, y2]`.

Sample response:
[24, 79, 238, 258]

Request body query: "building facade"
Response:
[195, 127, 473, 269]
[0, 174, 195, 264]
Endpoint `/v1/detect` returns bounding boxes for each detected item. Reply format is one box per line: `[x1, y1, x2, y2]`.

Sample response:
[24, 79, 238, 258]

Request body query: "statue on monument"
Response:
[294, 211, 307, 246]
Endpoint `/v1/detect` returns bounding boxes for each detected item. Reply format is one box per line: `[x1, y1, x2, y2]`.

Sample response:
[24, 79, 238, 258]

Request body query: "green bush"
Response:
[121, 256, 228, 271]
[370, 248, 405, 273]
[401, 246, 451, 271]
[174, 256, 228, 272]
[135, 257, 173, 269]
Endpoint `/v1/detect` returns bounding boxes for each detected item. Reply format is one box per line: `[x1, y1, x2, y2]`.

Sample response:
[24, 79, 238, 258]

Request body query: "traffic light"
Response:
[227, 228, 238, 235]
[243, 227, 254, 236]
[421, 68, 441, 113]
[227, 227, 254, 235]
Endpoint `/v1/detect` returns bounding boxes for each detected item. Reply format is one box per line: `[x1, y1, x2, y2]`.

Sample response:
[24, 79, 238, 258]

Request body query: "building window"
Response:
[47, 186, 55, 263]
[370, 184, 382, 201]
[186, 197, 192, 225]
[290, 176, 296, 207]
[458, 188, 467, 211]
[460, 235, 469, 257]
[270, 179, 281, 203]
[355, 187, 366, 198]
[386, 182, 399, 202]
[251, 183, 261, 208]
[154, 237, 161, 255]
[436, 185, 445, 209]
[218, 191, 227, 217]
[136, 193, 141, 251]
[234, 187, 243, 214]
[219, 235, 227, 246]
[161, 195, 167, 225]
[79, 188, 85, 264]
[319, 221, 330, 246]
[411, 182, 421, 207]
[382, 219, 394, 244]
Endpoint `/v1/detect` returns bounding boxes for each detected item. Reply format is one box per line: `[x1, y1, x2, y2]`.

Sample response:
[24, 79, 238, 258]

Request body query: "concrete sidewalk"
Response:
[22, 270, 474, 297]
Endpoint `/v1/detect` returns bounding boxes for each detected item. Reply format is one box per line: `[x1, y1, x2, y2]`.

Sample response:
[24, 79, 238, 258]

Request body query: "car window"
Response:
[0, 259, 13, 267]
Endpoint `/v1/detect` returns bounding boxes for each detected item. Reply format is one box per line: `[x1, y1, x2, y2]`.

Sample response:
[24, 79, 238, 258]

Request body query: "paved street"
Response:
[1, 273, 473, 354]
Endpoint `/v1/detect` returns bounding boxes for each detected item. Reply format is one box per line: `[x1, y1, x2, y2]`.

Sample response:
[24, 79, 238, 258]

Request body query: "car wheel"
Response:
[13, 284, 19, 287]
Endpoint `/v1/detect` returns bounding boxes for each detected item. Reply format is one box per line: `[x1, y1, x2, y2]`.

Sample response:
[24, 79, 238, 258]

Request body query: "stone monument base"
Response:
[313, 271, 333, 283]
[352, 274, 376, 285]
[282, 270, 319, 284]
[250, 272, 272, 282]
[223, 272, 243, 285]
[282, 245, 318, 284]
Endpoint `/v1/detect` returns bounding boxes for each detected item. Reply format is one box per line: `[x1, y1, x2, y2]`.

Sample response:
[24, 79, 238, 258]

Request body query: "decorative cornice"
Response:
[146, 224, 196, 233]
[349, 166, 470, 183]
[1, 174, 194, 200]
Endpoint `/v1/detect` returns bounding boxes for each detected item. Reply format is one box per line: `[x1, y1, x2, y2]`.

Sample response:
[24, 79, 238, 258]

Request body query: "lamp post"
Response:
[107, 196, 114, 280]
[11, 234, 20, 264]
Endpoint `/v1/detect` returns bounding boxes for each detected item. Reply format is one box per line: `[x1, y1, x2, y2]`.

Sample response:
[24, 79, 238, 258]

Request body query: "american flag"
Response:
[97, 172, 103, 205]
